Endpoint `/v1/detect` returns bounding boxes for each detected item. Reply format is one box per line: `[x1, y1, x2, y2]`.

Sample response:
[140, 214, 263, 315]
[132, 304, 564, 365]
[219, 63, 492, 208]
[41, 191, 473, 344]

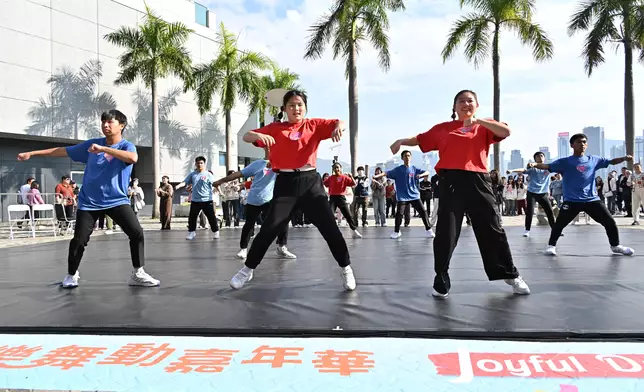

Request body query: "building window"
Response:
[195, 2, 209, 27]
[219, 151, 226, 166]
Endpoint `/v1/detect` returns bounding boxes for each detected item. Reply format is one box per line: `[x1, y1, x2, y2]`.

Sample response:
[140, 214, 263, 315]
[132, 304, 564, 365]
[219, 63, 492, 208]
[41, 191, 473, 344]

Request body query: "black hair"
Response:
[357, 166, 364, 171]
[195, 156, 206, 163]
[61, 175, 70, 181]
[375, 166, 383, 173]
[451, 90, 478, 120]
[533, 151, 545, 160]
[569, 133, 587, 146]
[283, 90, 308, 108]
[401, 150, 412, 158]
[101, 109, 128, 130]
[26, 177, 34, 183]
[227, 170, 235, 175]
[333, 162, 342, 169]
[30, 181, 39, 189]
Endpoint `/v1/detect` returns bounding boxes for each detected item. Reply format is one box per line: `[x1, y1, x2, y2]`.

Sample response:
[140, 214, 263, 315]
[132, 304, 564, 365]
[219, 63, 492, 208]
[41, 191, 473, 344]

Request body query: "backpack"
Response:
[355, 177, 369, 197]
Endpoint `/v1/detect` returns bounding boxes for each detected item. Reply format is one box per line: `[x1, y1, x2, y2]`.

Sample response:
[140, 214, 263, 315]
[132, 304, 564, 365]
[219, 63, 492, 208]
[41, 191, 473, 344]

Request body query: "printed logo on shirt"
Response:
[263, 168, 270, 176]
[289, 131, 302, 140]
[576, 165, 587, 173]
[336, 177, 343, 182]
[103, 153, 113, 162]
[459, 126, 474, 133]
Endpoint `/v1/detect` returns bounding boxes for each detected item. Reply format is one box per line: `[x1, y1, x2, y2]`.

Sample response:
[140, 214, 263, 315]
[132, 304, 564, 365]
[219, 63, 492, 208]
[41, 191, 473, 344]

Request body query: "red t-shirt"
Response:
[323, 174, 356, 196]
[416, 120, 505, 173]
[253, 118, 337, 170]
[55, 183, 74, 205]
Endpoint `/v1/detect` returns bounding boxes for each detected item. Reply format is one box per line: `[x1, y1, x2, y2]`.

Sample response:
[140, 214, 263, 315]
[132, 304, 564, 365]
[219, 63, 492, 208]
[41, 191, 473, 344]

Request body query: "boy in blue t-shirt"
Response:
[213, 149, 296, 261]
[16, 110, 160, 289]
[175, 156, 220, 241]
[374, 150, 434, 239]
[507, 151, 556, 237]
[529, 133, 634, 256]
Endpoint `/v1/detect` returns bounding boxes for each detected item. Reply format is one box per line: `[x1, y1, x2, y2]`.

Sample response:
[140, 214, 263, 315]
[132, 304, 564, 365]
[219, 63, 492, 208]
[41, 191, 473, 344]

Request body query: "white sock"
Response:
[342, 265, 352, 272]
[242, 266, 253, 274]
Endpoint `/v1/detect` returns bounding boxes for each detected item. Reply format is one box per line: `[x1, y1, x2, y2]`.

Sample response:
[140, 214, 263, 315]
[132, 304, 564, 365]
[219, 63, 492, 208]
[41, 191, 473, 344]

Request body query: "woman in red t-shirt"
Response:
[389, 89, 530, 297]
[229, 90, 357, 292]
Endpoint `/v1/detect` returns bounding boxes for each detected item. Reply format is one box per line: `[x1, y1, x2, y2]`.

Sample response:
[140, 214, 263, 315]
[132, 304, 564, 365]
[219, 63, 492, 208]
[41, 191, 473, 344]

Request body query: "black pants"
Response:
[352, 197, 368, 225]
[433, 170, 519, 294]
[245, 171, 350, 269]
[68, 204, 143, 275]
[188, 201, 219, 233]
[222, 200, 240, 226]
[395, 199, 431, 232]
[329, 195, 357, 230]
[525, 191, 555, 230]
[386, 198, 395, 217]
[548, 200, 619, 246]
[241, 203, 287, 249]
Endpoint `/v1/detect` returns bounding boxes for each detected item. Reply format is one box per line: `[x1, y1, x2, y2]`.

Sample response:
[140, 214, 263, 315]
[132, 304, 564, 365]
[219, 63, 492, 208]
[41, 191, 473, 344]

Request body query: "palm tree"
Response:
[441, 0, 554, 171]
[304, 0, 406, 175]
[569, 0, 644, 169]
[104, 5, 193, 218]
[249, 62, 303, 127]
[191, 22, 270, 171]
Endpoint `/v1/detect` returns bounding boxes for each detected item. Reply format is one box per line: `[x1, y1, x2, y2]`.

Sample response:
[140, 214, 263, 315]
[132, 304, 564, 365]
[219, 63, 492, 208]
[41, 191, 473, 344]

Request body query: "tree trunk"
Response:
[623, 11, 635, 170]
[492, 25, 501, 171]
[151, 79, 161, 219]
[225, 109, 233, 171]
[348, 41, 359, 175]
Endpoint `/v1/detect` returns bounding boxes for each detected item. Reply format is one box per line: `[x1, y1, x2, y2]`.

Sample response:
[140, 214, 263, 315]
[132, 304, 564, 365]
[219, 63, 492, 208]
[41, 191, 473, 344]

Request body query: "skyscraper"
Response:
[538, 146, 551, 162]
[510, 150, 524, 170]
[557, 132, 570, 159]
[583, 126, 605, 157]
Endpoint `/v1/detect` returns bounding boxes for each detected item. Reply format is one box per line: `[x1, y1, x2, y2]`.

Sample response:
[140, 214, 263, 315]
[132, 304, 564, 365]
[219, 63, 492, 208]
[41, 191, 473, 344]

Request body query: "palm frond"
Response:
[568, 0, 606, 35]
[304, 0, 347, 60]
[505, 19, 554, 61]
[362, 7, 392, 70]
[442, 13, 491, 63]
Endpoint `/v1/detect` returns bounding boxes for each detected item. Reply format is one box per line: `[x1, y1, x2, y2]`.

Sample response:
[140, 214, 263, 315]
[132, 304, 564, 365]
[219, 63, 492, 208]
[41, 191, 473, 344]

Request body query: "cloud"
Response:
[204, 0, 644, 165]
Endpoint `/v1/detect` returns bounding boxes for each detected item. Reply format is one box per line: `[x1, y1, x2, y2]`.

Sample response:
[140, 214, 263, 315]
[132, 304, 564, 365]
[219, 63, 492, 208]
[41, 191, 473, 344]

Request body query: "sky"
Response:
[204, 0, 644, 166]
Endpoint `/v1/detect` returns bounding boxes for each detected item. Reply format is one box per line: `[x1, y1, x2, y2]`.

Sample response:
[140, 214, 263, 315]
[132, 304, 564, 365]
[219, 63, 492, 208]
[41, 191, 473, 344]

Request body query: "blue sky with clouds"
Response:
[204, 0, 643, 166]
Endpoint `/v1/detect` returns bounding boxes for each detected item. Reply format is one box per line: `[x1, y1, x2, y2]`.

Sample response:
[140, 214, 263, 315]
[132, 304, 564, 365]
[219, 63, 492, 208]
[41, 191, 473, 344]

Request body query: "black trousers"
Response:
[222, 200, 240, 226]
[245, 171, 350, 269]
[352, 197, 368, 225]
[525, 191, 555, 230]
[433, 170, 519, 294]
[329, 195, 357, 230]
[241, 203, 287, 249]
[394, 199, 431, 232]
[548, 200, 619, 246]
[68, 204, 143, 275]
[188, 201, 219, 232]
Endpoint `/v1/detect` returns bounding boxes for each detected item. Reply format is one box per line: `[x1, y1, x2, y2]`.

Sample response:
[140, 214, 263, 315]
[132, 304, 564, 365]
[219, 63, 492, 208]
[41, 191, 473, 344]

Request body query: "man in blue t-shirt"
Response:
[175, 156, 220, 241]
[214, 152, 296, 260]
[374, 150, 433, 239]
[508, 151, 556, 237]
[529, 133, 634, 256]
[16, 110, 160, 289]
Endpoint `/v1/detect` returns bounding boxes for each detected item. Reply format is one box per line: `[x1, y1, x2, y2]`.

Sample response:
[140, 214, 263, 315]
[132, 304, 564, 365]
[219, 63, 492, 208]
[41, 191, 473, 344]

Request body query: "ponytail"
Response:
[451, 109, 456, 120]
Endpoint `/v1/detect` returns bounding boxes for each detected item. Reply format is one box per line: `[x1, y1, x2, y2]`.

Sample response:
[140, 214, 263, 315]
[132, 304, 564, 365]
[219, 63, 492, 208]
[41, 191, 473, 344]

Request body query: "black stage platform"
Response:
[1, 225, 643, 340]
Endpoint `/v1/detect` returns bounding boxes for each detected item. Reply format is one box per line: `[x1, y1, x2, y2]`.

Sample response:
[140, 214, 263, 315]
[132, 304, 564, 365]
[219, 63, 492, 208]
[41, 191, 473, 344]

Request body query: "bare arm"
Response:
[417, 171, 430, 178]
[609, 155, 632, 165]
[390, 137, 419, 154]
[477, 118, 511, 138]
[214, 171, 244, 187]
[507, 168, 526, 174]
[373, 172, 387, 179]
[529, 162, 550, 170]
[96, 145, 137, 164]
[18, 147, 68, 160]
[174, 182, 187, 190]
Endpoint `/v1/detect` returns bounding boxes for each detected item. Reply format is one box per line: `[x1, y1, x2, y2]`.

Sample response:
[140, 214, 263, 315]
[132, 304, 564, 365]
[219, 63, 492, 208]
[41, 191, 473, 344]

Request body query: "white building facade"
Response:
[0, 0, 263, 200]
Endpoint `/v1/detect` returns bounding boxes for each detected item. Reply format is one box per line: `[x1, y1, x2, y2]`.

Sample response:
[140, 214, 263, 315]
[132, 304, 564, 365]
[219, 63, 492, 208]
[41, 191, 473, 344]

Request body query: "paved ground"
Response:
[0, 213, 641, 249]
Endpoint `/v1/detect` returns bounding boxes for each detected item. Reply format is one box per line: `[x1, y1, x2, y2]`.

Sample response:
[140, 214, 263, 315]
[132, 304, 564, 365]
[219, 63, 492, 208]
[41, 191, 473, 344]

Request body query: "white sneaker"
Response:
[213, 231, 220, 239]
[390, 231, 401, 239]
[237, 248, 248, 259]
[352, 229, 362, 238]
[505, 276, 530, 295]
[62, 271, 80, 288]
[105, 230, 114, 235]
[426, 228, 435, 238]
[431, 289, 448, 298]
[382, 223, 388, 227]
[611, 245, 634, 256]
[186, 232, 196, 240]
[544, 245, 557, 256]
[129, 268, 160, 287]
[341, 266, 356, 291]
[523, 230, 530, 237]
[276, 246, 297, 259]
[230, 267, 253, 289]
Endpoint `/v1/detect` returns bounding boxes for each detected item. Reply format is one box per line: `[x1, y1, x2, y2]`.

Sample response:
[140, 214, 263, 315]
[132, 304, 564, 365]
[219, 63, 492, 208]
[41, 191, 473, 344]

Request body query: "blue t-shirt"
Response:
[66, 138, 136, 211]
[184, 171, 215, 202]
[548, 155, 610, 202]
[241, 160, 276, 206]
[525, 167, 551, 194]
[386, 165, 424, 201]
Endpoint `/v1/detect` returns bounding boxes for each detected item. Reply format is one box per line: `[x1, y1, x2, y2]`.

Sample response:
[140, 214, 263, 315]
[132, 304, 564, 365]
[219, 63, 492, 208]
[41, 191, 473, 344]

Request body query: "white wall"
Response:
[0, 0, 263, 183]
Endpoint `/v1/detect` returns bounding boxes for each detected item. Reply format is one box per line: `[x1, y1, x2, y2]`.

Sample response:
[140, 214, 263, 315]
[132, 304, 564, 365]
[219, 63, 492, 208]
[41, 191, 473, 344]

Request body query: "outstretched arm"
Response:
[609, 155, 633, 165]
[417, 171, 430, 178]
[373, 172, 387, 179]
[214, 171, 244, 187]
[390, 137, 418, 154]
[507, 168, 526, 174]
[528, 162, 550, 170]
[17, 147, 68, 161]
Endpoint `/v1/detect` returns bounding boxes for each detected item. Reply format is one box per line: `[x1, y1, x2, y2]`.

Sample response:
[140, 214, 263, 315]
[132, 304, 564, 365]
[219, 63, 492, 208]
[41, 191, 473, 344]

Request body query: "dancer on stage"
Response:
[213, 150, 296, 260]
[528, 133, 634, 256]
[388, 90, 530, 297]
[229, 90, 357, 291]
[16, 110, 160, 288]
[324, 163, 363, 237]
[175, 156, 220, 240]
[373, 150, 434, 239]
[507, 151, 556, 237]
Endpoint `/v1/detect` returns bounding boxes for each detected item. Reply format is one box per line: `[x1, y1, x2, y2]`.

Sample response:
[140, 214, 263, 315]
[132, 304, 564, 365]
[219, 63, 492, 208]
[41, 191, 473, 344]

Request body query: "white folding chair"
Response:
[31, 204, 57, 237]
[54, 203, 76, 235]
[7, 205, 34, 240]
